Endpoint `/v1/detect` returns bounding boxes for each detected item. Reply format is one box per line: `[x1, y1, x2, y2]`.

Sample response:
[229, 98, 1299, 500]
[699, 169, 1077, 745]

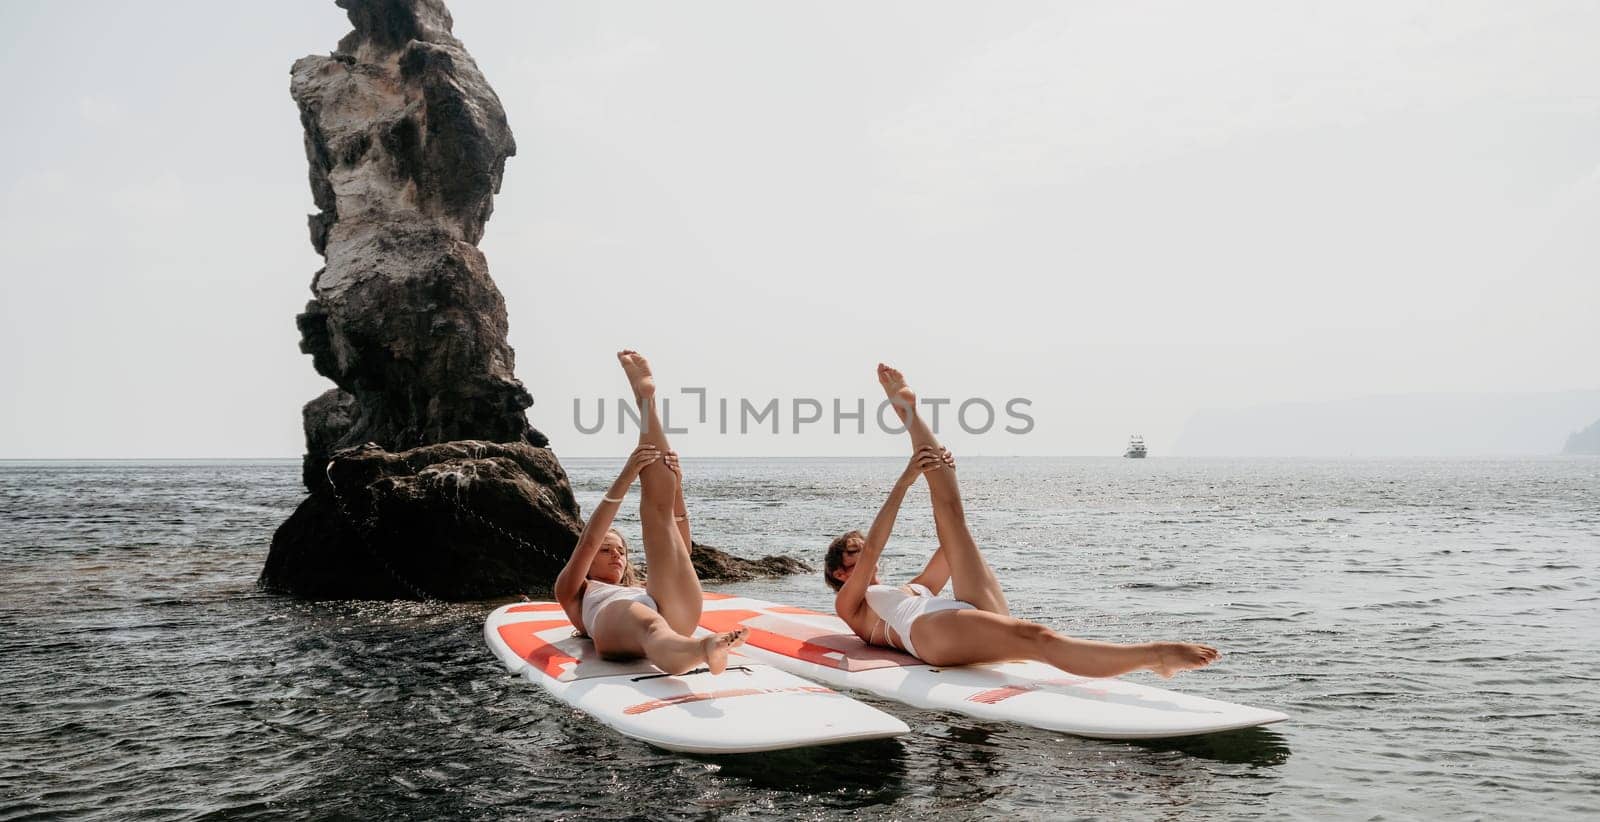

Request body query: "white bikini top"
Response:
[864, 583, 933, 650]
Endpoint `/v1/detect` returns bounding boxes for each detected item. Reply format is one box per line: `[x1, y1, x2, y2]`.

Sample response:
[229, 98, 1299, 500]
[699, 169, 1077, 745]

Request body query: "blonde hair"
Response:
[595, 528, 641, 587]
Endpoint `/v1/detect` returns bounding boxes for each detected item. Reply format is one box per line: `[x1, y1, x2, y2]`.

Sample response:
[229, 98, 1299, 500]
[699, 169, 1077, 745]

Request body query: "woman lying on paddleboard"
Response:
[555, 351, 747, 675]
[824, 364, 1219, 677]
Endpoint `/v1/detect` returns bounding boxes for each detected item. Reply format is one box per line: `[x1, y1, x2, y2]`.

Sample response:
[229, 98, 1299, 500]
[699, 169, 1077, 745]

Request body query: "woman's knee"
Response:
[637, 614, 670, 641]
[1010, 620, 1052, 647]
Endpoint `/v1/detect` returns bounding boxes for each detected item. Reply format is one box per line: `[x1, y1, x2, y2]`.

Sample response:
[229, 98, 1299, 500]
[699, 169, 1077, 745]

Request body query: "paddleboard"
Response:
[698, 593, 1288, 740]
[485, 600, 909, 754]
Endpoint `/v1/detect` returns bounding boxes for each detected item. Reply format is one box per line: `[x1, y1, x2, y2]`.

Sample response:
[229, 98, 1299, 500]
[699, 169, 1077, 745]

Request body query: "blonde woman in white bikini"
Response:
[554, 351, 746, 675]
[825, 364, 1220, 678]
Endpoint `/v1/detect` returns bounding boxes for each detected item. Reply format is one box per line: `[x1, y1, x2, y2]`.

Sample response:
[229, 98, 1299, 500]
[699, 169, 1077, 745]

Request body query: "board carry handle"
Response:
[631, 665, 753, 682]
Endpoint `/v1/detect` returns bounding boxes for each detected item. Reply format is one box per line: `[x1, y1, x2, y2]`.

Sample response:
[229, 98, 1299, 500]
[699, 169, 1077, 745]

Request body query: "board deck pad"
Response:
[698, 595, 1289, 739]
[484, 599, 908, 754]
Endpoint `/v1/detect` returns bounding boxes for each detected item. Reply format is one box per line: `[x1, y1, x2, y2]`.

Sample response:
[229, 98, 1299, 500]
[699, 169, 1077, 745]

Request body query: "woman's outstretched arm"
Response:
[555, 444, 659, 625]
[835, 448, 945, 620]
[834, 466, 913, 622]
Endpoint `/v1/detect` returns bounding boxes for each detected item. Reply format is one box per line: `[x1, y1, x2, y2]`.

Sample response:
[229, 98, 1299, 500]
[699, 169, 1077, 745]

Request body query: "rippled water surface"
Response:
[2, 457, 1597, 819]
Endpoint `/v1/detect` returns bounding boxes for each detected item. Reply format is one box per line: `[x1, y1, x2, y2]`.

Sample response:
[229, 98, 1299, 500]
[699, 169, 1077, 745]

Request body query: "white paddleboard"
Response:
[698, 593, 1288, 740]
[484, 600, 909, 754]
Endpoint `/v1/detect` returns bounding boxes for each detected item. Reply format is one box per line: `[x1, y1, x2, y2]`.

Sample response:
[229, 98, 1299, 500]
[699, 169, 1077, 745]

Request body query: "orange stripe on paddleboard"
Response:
[968, 685, 1032, 705]
[967, 678, 1109, 704]
[496, 620, 579, 680]
[700, 610, 912, 672]
[623, 685, 835, 715]
[700, 610, 764, 632]
[701, 592, 737, 601]
[506, 602, 566, 613]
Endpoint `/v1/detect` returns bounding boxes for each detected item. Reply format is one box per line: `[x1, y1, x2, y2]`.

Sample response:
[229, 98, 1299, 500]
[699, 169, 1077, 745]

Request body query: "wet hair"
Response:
[823, 530, 865, 591]
[593, 528, 641, 587]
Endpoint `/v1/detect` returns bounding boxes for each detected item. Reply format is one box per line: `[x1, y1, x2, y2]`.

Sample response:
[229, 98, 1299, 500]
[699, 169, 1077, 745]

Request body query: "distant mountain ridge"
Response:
[1174, 390, 1600, 457]
[1565, 417, 1600, 455]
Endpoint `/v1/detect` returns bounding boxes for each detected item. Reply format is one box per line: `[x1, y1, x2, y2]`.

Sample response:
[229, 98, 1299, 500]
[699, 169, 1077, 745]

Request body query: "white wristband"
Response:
[601, 494, 625, 504]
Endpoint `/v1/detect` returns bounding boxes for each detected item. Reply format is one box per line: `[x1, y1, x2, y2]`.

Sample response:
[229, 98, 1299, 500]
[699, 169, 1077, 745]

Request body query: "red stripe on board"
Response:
[768, 605, 828, 616]
[623, 685, 835, 715]
[701, 610, 844, 670]
[699, 610, 920, 672]
[967, 677, 1109, 705]
[699, 610, 764, 634]
[968, 685, 1032, 705]
[506, 602, 566, 613]
[701, 592, 737, 601]
[496, 620, 579, 679]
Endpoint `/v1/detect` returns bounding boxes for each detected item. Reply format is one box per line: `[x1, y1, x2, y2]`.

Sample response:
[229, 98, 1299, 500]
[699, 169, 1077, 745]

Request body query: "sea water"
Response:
[2, 457, 1596, 819]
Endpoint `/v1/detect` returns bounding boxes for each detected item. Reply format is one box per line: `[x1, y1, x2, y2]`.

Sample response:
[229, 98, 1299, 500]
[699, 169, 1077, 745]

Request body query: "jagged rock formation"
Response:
[265, 441, 583, 599]
[1563, 417, 1600, 455]
[263, 0, 805, 599]
[289, 0, 536, 492]
[688, 542, 811, 582]
[261, 435, 810, 598]
[263, 0, 566, 600]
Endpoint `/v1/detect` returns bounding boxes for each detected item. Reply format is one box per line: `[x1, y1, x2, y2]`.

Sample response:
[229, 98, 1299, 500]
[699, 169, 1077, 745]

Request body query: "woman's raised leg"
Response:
[618, 351, 704, 635]
[878, 363, 1009, 616]
[618, 352, 699, 614]
[592, 601, 748, 675]
[908, 609, 1220, 677]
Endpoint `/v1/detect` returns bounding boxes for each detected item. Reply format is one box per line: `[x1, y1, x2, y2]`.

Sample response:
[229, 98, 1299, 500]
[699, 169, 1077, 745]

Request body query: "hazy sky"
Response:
[2, 1, 1596, 458]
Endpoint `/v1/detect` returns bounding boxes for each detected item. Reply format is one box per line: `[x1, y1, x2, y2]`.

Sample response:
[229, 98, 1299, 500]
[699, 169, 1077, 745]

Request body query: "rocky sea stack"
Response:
[263, 0, 805, 599]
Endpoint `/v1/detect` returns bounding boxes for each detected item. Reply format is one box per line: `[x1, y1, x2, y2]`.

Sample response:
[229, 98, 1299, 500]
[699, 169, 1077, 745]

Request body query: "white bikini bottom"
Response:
[864, 583, 975, 659]
[581, 579, 659, 637]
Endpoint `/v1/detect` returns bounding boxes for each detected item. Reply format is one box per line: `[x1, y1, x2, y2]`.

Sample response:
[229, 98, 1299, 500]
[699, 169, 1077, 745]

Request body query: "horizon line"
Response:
[0, 453, 1585, 461]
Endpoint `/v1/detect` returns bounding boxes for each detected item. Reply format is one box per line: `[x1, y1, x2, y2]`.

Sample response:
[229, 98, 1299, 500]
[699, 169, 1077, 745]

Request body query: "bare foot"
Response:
[876, 363, 918, 422]
[1150, 642, 1220, 678]
[702, 627, 748, 675]
[617, 350, 656, 402]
